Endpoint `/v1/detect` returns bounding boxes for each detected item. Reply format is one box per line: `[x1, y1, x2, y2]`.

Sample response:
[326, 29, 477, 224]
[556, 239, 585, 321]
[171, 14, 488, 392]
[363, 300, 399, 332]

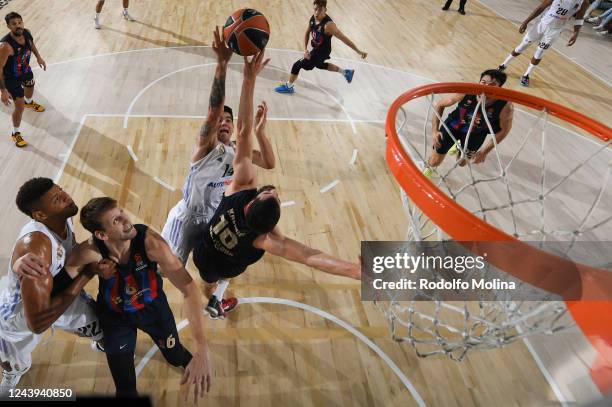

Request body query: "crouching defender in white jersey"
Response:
[0, 178, 113, 393]
[161, 27, 275, 318]
[498, 0, 589, 87]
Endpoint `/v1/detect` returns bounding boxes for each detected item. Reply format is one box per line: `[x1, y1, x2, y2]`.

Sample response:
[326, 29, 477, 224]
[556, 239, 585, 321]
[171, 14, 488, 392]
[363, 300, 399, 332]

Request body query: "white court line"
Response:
[350, 149, 359, 165]
[153, 176, 175, 191]
[126, 145, 139, 162]
[134, 297, 427, 407]
[281, 201, 296, 207]
[54, 114, 88, 184]
[320, 180, 340, 194]
[122, 62, 358, 133]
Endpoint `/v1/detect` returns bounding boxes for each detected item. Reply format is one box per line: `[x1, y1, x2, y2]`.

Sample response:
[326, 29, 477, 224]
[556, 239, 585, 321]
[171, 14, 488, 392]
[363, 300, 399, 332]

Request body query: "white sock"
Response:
[524, 63, 536, 76]
[502, 54, 514, 67]
[95, 13, 100, 18]
[338, 68, 346, 75]
[286, 81, 294, 88]
[123, 8, 129, 13]
[13, 127, 20, 134]
[24, 97, 32, 104]
[213, 279, 230, 300]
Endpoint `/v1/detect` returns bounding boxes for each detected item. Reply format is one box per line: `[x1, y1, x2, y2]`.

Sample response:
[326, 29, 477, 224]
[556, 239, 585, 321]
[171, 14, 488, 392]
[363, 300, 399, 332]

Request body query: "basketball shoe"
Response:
[275, 83, 295, 94]
[448, 143, 459, 156]
[24, 101, 45, 112]
[122, 10, 135, 21]
[11, 132, 27, 148]
[497, 64, 506, 72]
[0, 371, 21, 395]
[206, 295, 238, 319]
[94, 15, 101, 29]
[520, 75, 530, 87]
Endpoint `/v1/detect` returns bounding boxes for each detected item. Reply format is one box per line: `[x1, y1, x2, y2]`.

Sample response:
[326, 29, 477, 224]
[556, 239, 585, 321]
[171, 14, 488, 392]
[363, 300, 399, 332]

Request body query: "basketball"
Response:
[223, 8, 270, 56]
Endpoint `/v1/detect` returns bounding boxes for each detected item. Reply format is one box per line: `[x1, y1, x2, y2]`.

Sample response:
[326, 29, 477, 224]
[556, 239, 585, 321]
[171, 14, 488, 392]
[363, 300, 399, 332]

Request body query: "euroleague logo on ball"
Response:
[223, 8, 270, 56]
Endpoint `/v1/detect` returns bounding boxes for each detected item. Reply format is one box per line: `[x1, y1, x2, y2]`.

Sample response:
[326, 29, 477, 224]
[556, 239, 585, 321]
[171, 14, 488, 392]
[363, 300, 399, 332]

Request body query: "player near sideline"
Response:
[275, 0, 367, 94]
[195, 50, 361, 318]
[0, 178, 107, 393]
[0, 12, 46, 148]
[161, 27, 275, 317]
[498, 0, 589, 87]
[423, 69, 514, 177]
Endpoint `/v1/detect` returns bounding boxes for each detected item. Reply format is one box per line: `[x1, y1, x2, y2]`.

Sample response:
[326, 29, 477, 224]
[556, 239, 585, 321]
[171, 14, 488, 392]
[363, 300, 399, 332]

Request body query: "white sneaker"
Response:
[596, 30, 611, 36]
[122, 10, 135, 21]
[0, 372, 21, 395]
[593, 25, 605, 31]
[90, 339, 105, 353]
[94, 15, 101, 29]
[586, 16, 600, 24]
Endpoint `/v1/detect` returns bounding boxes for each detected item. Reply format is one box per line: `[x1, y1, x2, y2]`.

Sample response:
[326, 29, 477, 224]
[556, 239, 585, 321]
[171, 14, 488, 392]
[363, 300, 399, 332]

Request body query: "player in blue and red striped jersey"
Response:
[0, 12, 46, 148]
[65, 196, 212, 400]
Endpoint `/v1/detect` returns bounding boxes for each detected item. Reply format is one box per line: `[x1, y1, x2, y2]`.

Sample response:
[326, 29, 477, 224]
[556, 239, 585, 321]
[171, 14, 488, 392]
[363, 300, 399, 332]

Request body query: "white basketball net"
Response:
[378, 90, 612, 360]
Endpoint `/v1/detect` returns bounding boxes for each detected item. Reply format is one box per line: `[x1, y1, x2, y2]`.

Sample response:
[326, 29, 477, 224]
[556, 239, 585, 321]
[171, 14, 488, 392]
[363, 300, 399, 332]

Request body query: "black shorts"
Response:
[192, 243, 247, 284]
[4, 71, 34, 99]
[301, 49, 331, 71]
[96, 293, 183, 355]
[435, 126, 488, 155]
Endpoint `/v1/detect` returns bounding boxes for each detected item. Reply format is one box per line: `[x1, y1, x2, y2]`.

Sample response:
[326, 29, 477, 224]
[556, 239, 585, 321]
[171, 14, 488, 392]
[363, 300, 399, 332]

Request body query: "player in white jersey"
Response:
[161, 28, 274, 316]
[0, 178, 111, 393]
[498, 0, 589, 87]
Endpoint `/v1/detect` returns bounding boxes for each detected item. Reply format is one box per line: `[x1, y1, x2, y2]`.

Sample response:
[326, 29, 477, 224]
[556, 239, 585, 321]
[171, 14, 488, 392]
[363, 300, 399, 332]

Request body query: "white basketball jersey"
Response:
[0, 219, 75, 322]
[541, 0, 583, 29]
[182, 142, 235, 219]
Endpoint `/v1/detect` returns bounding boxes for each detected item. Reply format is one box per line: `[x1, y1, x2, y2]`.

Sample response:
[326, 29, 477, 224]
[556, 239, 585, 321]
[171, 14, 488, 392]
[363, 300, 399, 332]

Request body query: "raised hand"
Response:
[243, 49, 270, 80]
[255, 101, 268, 134]
[213, 25, 233, 65]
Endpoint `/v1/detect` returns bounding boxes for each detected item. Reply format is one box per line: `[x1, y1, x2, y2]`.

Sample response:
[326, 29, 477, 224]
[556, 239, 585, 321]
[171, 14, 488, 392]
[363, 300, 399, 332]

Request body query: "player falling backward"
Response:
[162, 27, 275, 318]
[193, 50, 361, 318]
[498, 0, 589, 87]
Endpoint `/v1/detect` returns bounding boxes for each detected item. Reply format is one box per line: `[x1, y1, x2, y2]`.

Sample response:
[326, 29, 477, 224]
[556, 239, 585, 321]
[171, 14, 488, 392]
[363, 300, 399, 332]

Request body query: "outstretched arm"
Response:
[16, 233, 95, 334]
[192, 27, 233, 163]
[254, 228, 361, 280]
[432, 93, 463, 148]
[227, 51, 270, 193]
[325, 23, 367, 59]
[144, 229, 211, 399]
[251, 101, 275, 169]
[520, 0, 553, 32]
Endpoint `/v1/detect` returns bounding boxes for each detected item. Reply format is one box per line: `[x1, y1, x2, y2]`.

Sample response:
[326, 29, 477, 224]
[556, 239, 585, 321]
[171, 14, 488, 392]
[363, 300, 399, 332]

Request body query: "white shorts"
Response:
[162, 200, 209, 265]
[0, 291, 102, 375]
[521, 21, 563, 57]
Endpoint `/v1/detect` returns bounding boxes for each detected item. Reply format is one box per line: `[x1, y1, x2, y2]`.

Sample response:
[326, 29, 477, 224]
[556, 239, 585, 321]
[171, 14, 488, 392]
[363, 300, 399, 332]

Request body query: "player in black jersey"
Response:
[0, 12, 46, 148]
[195, 51, 361, 318]
[60, 197, 211, 400]
[442, 0, 468, 15]
[423, 69, 515, 178]
[275, 0, 368, 94]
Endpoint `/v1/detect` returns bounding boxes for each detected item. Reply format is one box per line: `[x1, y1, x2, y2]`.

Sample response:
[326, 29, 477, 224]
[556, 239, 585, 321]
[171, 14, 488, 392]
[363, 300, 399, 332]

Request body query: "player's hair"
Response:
[224, 105, 234, 121]
[5, 12, 22, 25]
[480, 69, 507, 86]
[246, 186, 281, 235]
[313, 0, 327, 8]
[16, 177, 54, 217]
[80, 197, 117, 234]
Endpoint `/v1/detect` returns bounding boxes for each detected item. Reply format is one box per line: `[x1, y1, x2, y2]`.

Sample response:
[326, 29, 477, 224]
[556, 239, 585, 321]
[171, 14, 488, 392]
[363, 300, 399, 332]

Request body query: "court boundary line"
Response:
[133, 296, 427, 407]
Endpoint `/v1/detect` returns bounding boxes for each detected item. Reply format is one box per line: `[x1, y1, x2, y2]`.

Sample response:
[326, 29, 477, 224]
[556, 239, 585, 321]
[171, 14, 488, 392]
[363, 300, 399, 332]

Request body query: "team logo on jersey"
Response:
[125, 284, 137, 295]
[134, 253, 148, 272]
[57, 246, 64, 261]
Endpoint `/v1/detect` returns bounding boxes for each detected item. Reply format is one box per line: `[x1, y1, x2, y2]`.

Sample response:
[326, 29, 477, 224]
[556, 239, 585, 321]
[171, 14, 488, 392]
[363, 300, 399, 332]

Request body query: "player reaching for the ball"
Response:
[275, 0, 367, 94]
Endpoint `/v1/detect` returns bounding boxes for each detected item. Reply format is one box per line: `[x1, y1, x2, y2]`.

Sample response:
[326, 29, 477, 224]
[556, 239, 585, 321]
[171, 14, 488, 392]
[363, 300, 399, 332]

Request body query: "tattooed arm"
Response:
[192, 27, 233, 163]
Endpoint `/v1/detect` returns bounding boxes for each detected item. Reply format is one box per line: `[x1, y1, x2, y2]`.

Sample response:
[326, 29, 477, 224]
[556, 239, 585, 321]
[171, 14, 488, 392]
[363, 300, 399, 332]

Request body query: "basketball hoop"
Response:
[382, 83, 612, 391]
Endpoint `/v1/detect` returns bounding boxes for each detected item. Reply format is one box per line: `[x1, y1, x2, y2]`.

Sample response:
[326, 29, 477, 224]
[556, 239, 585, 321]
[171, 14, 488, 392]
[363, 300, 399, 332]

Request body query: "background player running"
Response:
[275, 0, 367, 94]
[195, 50, 361, 318]
[0, 12, 46, 147]
[498, 0, 589, 87]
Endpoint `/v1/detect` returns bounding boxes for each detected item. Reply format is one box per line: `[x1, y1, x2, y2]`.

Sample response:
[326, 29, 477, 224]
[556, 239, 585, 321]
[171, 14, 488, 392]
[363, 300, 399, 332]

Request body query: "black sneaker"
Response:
[520, 75, 530, 87]
[458, 9, 466, 15]
[498, 64, 506, 72]
[206, 295, 224, 319]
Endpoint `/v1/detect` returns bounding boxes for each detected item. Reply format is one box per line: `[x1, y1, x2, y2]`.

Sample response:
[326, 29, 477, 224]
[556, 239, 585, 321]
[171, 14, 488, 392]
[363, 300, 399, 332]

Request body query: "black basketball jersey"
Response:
[1, 30, 33, 78]
[94, 224, 163, 314]
[309, 15, 333, 54]
[200, 189, 266, 273]
[444, 95, 508, 137]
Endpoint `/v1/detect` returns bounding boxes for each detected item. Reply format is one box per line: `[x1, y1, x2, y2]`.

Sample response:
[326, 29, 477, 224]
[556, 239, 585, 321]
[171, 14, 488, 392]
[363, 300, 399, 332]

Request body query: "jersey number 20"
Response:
[555, 8, 569, 15]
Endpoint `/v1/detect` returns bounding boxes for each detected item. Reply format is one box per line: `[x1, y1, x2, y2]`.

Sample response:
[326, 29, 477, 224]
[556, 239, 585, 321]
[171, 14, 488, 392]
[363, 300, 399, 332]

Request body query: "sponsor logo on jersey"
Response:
[134, 253, 148, 272]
